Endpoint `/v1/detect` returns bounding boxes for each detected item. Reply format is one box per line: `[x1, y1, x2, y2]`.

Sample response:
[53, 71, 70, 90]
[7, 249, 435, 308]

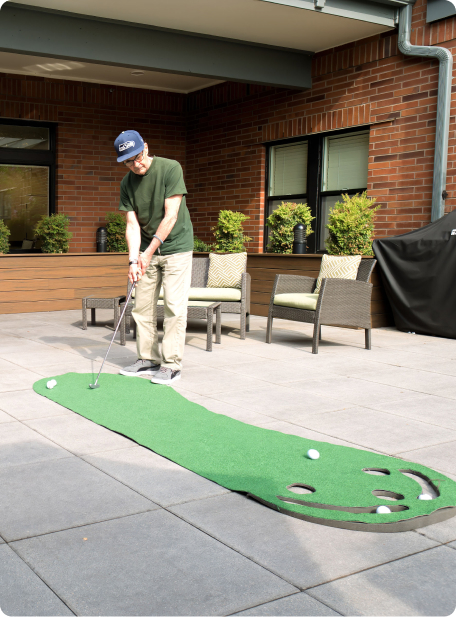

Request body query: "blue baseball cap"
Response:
[114, 130, 145, 163]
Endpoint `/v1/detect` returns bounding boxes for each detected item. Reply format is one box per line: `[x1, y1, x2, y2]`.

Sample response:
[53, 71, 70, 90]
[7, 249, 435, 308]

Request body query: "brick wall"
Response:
[185, 0, 456, 251]
[1, 0, 456, 252]
[0, 76, 186, 251]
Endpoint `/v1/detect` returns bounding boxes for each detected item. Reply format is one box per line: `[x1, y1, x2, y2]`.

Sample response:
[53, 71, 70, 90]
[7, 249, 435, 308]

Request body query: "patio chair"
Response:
[266, 258, 376, 354]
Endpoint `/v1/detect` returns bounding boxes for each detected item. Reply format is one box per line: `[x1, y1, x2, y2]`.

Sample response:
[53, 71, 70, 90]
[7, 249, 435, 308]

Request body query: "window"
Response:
[265, 128, 369, 252]
[0, 120, 56, 251]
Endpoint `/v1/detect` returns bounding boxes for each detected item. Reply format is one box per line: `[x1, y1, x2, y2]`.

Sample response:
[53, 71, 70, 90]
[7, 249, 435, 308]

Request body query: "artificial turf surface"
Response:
[34, 372, 456, 531]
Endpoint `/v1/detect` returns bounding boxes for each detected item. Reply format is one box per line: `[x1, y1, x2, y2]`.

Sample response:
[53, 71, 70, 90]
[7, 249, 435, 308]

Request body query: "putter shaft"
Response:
[90, 281, 136, 388]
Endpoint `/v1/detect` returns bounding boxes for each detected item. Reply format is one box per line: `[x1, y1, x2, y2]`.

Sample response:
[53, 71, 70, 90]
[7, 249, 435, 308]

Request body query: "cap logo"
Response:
[119, 140, 135, 152]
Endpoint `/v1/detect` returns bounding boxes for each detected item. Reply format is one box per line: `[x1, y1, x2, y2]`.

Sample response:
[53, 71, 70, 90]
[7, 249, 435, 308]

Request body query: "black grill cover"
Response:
[373, 210, 456, 338]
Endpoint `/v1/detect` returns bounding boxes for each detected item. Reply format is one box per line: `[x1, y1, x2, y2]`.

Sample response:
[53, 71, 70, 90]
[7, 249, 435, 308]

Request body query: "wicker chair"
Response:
[119, 256, 251, 344]
[266, 259, 376, 354]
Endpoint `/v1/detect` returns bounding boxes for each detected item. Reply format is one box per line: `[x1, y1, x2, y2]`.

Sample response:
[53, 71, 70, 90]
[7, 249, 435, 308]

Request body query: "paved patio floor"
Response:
[0, 309, 456, 616]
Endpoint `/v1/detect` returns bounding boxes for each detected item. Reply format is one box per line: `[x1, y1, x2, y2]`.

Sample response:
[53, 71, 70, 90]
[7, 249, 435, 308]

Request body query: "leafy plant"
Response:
[0, 219, 11, 254]
[326, 192, 379, 256]
[106, 212, 128, 252]
[212, 210, 252, 253]
[34, 213, 72, 253]
[193, 236, 214, 252]
[266, 202, 314, 254]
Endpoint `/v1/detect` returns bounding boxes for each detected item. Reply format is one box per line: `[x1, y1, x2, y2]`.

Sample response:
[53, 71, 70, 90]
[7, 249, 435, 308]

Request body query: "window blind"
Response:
[270, 141, 308, 196]
[323, 132, 369, 191]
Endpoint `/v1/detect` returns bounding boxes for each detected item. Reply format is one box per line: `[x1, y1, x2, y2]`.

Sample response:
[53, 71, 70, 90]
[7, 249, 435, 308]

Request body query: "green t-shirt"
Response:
[119, 156, 193, 255]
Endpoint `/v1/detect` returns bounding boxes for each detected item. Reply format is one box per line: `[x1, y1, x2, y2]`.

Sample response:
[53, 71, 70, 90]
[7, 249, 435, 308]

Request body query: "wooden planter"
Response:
[0, 253, 128, 314]
[0, 251, 393, 327]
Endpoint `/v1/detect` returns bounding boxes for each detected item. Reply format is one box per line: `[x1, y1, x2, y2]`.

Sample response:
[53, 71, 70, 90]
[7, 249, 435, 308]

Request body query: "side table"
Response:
[82, 296, 126, 330]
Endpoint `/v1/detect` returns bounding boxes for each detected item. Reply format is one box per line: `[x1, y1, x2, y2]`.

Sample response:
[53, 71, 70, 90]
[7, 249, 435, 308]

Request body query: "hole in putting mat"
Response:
[277, 496, 409, 513]
[399, 470, 440, 499]
[363, 468, 390, 476]
[286, 484, 316, 495]
[372, 490, 404, 501]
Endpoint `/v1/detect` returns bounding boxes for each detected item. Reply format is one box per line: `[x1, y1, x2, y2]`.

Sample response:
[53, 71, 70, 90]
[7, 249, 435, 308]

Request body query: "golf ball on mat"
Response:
[307, 449, 320, 460]
[376, 505, 391, 514]
[46, 379, 57, 389]
[418, 494, 432, 500]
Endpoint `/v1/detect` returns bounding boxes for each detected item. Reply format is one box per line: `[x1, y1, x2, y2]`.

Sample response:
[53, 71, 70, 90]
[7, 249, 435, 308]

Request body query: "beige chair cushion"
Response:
[207, 252, 247, 289]
[159, 287, 241, 301]
[189, 287, 242, 301]
[315, 254, 362, 293]
[274, 293, 319, 311]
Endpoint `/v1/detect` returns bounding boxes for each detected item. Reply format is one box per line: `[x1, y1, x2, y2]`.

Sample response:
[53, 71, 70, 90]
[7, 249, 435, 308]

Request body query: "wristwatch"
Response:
[129, 259, 139, 265]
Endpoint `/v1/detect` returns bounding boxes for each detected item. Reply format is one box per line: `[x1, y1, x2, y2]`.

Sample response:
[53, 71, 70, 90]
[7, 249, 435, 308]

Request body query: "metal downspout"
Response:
[398, 3, 453, 221]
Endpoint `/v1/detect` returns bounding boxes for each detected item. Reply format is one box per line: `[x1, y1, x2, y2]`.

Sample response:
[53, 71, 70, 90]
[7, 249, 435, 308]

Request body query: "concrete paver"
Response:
[0, 457, 156, 542]
[233, 591, 341, 616]
[0, 311, 455, 615]
[11, 510, 297, 616]
[170, 492, 439, 589]
[0, 544, 73, 616]
[307, 545, 456, 616]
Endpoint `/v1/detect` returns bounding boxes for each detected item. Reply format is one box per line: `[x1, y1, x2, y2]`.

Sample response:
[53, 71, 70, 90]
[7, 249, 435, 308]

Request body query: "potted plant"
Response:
[266, 202, 314, 253]
[0, 219, 11, 254]
[34, 213, 72, 253]
[212, 210, 252, 253]
[326, 192, 379, 255]
[106, 212, 128, 252]
[193, 236, 214, 252]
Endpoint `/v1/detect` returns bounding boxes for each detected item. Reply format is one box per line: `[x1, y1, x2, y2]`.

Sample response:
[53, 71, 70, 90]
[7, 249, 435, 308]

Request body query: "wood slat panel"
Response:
[0, 265, 127, 281]
[1, 276, 126, 293]
[0, 299, 82, 314]
[0, 254, 128, 269]
[0, 286, 126, 303]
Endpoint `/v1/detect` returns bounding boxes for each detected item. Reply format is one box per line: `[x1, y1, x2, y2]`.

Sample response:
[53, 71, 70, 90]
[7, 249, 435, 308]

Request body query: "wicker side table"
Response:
[82, 296, 126, 330]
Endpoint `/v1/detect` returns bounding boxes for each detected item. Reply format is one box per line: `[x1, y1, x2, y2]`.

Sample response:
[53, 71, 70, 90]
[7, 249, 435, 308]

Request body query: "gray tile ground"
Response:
[0, 310, 456, 615]
[12, 511, 296, 616]
[307, 545, 456, 616]
[0, 544, 73, 616]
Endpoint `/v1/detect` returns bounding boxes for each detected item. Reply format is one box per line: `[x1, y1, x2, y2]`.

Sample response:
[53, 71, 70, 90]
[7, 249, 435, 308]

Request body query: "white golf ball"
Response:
[307, 449, 320, 460]
[46, 380, 55, 389]
[418, 494, 432, 500]
[376, 505, 391, 514]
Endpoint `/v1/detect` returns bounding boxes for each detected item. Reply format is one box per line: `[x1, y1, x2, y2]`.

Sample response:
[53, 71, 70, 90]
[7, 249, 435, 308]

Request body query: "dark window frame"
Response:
[264, 125, 370, 253]
[0, 118, 57, 231]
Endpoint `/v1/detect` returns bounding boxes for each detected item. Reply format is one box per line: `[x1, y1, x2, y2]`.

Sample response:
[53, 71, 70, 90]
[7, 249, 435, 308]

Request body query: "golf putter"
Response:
[89, 280, 137, 389]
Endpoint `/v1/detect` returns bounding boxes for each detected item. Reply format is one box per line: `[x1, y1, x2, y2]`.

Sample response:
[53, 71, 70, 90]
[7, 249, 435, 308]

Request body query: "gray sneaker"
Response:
[150, 367, 181, 385]
[119, 359, 160, 377]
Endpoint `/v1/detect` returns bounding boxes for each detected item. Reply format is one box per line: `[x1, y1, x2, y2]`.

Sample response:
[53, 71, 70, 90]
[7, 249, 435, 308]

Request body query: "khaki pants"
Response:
[132, 251, 192, 370]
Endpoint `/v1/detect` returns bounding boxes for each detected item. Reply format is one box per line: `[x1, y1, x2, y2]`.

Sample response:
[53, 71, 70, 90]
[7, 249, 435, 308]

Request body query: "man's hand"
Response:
[139, 250, 152, 276]
[128, 263, 142, 283]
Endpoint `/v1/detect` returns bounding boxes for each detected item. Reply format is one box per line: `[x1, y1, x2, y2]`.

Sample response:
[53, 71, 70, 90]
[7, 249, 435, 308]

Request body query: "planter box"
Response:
[0, 253, 128, 314]
[0, 251, 393, 328]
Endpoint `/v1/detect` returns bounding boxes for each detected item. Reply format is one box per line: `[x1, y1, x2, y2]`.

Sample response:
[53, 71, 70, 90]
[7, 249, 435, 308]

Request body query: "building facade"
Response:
[0, 0, 455, 253]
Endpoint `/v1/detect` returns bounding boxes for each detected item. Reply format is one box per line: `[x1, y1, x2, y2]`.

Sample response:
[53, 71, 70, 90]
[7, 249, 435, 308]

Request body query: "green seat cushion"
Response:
[158, 287, 241, 301]
[274, 293, 318, 311]
[188, 287, 241, 301]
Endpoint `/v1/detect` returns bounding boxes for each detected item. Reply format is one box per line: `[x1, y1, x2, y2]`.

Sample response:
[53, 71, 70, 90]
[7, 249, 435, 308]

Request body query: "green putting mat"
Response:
[34, 373, 456, 532]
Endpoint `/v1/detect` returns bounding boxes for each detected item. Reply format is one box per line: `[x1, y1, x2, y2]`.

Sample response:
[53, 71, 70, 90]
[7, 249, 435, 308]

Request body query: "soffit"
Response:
[7, 0, 394, 53]
[0, 51, 223, 93]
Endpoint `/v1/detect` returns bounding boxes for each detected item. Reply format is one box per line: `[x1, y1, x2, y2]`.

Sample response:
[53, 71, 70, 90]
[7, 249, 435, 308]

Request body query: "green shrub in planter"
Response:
[34, 213, 72, 253]
[0, 219, 11, 254]
[106, 212, 128, 252]
[193, 236, 214, 252]
[326, 192, 379, 256]
[266, 202, 314, 254]
[213, 210, 252, 253]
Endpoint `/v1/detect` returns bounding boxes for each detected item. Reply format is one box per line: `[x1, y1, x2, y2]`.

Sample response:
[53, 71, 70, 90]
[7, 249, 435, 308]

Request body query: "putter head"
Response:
[89, 383, 100, 389]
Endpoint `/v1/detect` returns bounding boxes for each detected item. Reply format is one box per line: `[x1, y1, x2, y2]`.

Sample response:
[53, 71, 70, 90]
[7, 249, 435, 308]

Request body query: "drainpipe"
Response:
[398, 2, 453, 221]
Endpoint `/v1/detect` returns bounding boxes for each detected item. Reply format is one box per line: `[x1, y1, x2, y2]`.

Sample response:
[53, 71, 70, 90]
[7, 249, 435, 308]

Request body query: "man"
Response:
[114, 130, 193, 385]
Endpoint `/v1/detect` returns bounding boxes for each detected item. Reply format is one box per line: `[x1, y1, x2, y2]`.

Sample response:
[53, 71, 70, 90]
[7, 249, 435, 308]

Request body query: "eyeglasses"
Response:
[123, 151, 145, 167]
